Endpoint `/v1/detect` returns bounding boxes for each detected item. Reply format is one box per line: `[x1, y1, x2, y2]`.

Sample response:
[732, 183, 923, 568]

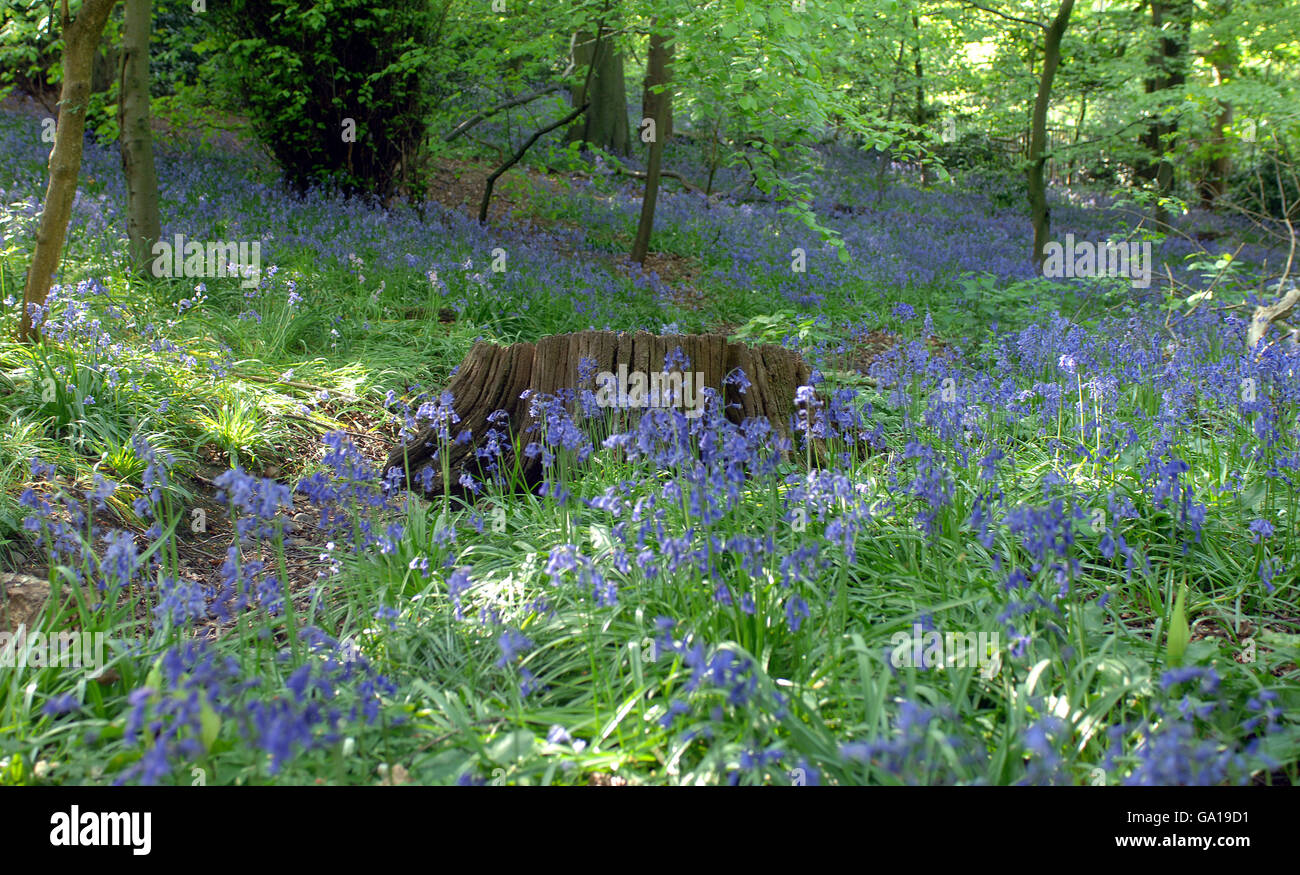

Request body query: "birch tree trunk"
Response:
[20, 0, 121, 342]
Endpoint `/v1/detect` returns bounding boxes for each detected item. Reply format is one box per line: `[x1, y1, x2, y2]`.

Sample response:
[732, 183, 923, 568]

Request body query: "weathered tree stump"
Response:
[385, 331, 814, 498]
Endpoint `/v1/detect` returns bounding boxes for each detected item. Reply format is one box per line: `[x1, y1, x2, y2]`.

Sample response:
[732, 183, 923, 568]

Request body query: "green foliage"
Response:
[149, 0, 210, 97]
[203, 0, 436, 198]
[0, 1, 62, 101]
[195, 388, 279, 469]
[931, 132, 1015, 174]
[730, 310, 838, 350]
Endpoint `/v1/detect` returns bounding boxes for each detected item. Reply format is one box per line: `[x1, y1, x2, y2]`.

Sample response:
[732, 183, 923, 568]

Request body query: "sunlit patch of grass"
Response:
[195, 388, 283, 469]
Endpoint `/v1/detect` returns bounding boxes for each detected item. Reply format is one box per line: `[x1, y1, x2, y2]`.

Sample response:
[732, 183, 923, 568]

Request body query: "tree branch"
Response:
[445, 84, 565, 143]
[614, 166, 703, 195]
[479, 103, 589, 223]
[1249, 283, 1300, 351]
[962, 1, 1046, 32]
[1043, 117, 1150, 154]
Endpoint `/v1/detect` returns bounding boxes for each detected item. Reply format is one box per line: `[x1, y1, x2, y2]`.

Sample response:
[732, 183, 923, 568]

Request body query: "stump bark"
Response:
[386, 331, 814, 498]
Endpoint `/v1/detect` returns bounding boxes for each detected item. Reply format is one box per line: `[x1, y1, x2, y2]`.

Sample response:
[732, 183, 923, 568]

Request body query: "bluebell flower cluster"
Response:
[112, 629, 396, 784]
[296, 432, 404, 553]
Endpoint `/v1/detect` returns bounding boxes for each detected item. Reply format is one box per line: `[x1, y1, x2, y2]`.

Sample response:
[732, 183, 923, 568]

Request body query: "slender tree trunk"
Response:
[1066, 93, 1087, 186]
[118, 0, 161, 275]
[1136, 1, 1167, 185]
[1201, 1, 1238, 206]
[911, 14, 925, 126]
[704, 115, 721, 196]
[911, 13, 928, 184]
[874, 33, 910, 201]
[1136, 0, 1193, 226]
[1203, 72, 1234, 206]
[640, 28, 672, 143]
[20, 0, 120, 342]
[1029, 0, 1076, 266]
[631, 30, 671, 264]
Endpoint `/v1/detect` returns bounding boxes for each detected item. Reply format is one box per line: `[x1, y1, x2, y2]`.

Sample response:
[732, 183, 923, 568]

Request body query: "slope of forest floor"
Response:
[1, 103, 1296, 787]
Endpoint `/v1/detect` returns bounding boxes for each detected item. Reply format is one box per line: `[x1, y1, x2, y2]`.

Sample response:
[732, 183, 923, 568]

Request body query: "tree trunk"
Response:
[1136, 0, 1193, 226]
[1135, 1, 1167, 186]
[118, 0, 161, 275]
[1202, 88, 1234, 206]
[1201, 1, 1238, 207]
[1066, 93, 1087, 186]
[91, 34, 120, 96]
[1028, 0, 1075, 266]
[911, 13, 925, 127]
[640, 29, 672, 142]
[20, 0, 120, 343]
[567, 27, 631, 156]
[911, 13, 928, 184]
[631, 29, 671, 264]
[386, 331, 816, 499]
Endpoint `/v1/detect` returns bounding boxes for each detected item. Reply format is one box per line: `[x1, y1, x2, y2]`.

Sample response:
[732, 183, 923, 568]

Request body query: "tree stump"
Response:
[386, 331, 815, 498]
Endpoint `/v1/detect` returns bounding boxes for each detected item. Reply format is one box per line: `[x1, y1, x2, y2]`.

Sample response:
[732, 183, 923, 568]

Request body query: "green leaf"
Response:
[199, 700, 222, 751]
[487, 729, 536, 765]
[144, 658, 163, 693]
[1166, 584, 1189, 666]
